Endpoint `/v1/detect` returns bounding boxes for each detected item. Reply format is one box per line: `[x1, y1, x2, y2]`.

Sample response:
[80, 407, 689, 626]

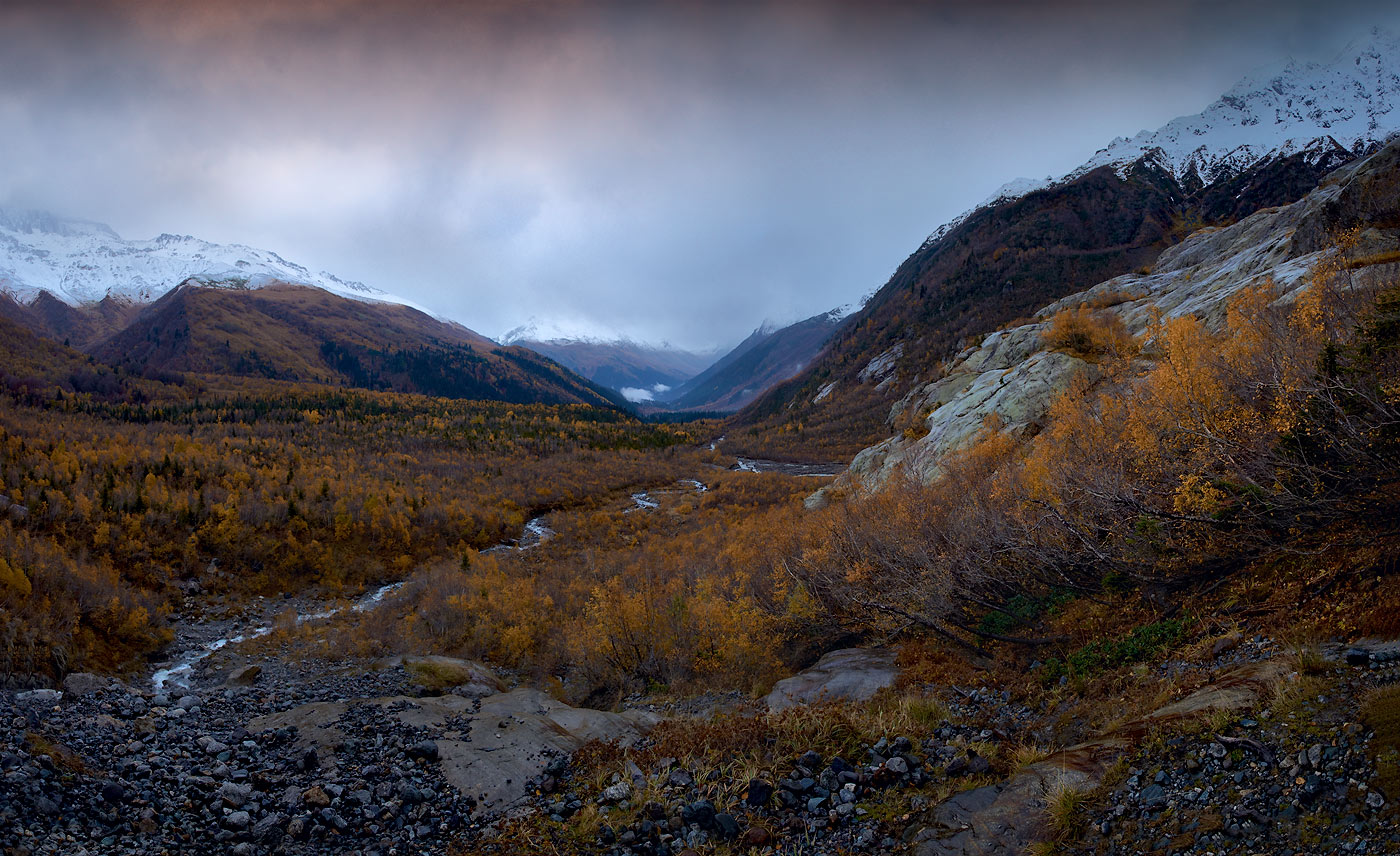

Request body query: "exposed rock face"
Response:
[850, 349, 1090, 488]
[765, 648, 899, 712]
[836, 141, 1400, 493]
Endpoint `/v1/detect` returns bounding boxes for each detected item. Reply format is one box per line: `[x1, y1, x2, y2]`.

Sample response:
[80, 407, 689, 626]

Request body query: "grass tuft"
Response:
[1044, 781, 1091, 841]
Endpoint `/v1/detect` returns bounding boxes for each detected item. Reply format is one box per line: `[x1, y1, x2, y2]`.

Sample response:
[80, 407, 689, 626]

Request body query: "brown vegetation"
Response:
[797, 243, 1400, 651]
[0, 372, 704, 679]
[1041, 305, 1136, 360]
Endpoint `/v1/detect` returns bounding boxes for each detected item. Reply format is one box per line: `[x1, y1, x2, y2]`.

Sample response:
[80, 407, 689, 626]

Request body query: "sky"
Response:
[3, 0, 1400, 352]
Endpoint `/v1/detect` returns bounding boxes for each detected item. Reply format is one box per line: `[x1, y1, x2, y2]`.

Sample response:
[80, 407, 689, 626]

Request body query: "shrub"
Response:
[1040, 615, 1193, 682]
[1042, 305, 1135, 360]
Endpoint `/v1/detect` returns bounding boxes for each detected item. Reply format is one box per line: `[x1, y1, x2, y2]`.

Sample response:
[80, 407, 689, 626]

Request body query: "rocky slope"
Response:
[823, 133, 1400, 495]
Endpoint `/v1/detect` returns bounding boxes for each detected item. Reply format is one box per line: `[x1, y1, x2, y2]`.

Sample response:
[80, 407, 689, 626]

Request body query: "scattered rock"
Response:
[599, 781, 631, 804]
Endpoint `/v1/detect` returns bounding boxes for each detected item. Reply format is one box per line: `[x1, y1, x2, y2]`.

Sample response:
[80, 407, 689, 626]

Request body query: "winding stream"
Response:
[152, 458, 835, 690]
[151, 581, 406, 691]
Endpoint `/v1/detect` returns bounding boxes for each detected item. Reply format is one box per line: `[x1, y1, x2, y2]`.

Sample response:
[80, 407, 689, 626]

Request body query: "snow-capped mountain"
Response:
[0, 207, 422, 311]
[731, 30, 1400, 454]
[928, 28, 1400, 247]
[1078, 28, 1400, 184]
[498, 317, 631, 348]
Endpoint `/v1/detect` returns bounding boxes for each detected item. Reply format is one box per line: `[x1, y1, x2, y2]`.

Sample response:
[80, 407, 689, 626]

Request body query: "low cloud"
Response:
[2, 1, 1398, 350]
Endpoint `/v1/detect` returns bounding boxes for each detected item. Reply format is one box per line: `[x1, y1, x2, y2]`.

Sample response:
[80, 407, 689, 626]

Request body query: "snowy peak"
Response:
[920, 28, 1400, 248]
[824, 291, 875, 324]
[0, 208, 417, 311]
[1077, 27, 1400, 185]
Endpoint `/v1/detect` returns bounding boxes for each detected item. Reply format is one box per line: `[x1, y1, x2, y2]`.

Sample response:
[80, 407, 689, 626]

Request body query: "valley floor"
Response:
[5, 554, 1400, 856]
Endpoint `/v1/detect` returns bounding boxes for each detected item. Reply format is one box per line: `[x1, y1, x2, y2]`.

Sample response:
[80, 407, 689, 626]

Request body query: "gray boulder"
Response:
[765, 648, 899, 712]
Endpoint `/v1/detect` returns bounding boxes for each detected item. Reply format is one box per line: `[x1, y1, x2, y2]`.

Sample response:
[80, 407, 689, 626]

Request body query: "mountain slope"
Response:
[0, 208, 626, 408]
[833, 138, 1400, 494]
[659, 307, 850, 412]
[92, 283, 627, 407]
[729, 31, 1400, 460]
[0, 290, 144, 351]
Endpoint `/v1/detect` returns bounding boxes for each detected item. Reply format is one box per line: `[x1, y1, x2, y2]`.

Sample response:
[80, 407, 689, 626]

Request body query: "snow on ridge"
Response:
[1075, 27, 1400, 183]
[918, 26, 1400, 247]
[825, 289, 876, 324]
[0, 207, 429, 314]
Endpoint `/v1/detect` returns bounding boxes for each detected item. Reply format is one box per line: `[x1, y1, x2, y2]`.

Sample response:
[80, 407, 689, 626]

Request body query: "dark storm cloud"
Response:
[3, 0, 1399, 349]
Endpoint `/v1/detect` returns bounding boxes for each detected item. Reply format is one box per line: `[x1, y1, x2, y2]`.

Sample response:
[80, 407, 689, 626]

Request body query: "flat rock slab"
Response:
[449, 689, 661, 812]
[249, 688, 660, 814]
[911, 660, 1287, 856]
[766, 647, 899, 712]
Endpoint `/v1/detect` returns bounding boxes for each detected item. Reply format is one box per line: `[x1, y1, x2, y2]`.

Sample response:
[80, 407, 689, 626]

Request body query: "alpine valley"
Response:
[2, 23, 1400, 856]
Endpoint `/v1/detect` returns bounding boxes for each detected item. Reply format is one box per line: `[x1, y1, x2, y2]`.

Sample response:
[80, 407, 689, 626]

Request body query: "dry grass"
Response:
[896, 638, 984, 689]
[404, 659, 482, 692]
[1363, 685, 1400, 801]
[1345, 249, 1400, 269]
[1011, 743, 1055, 771]
[1043, 781, 1091, 841]
[22, 733, 90, 775]
[1291, 644, 1332, 677]
[1267, 671, 1327, 721]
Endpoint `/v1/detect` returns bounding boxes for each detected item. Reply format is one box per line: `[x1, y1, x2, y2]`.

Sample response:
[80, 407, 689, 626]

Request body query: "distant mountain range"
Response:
[504, 302, 862, 412]
[499, 322, 720, 403]
[654, 304, 859, 412]
[0, 212, 623, 408]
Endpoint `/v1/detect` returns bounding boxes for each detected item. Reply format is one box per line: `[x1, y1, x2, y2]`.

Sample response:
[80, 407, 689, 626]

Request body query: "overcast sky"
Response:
[3, 0, 1400, 351]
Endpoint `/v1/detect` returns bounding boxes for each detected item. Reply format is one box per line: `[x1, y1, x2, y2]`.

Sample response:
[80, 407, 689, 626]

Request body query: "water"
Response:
[734, 457, 839, 477]
[522, 517, 556, 546]
[628, 492, 660, 511]
[483, 516, 555, 554]
[151, 581, 406, 691]
[150, 479, 723, 690]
